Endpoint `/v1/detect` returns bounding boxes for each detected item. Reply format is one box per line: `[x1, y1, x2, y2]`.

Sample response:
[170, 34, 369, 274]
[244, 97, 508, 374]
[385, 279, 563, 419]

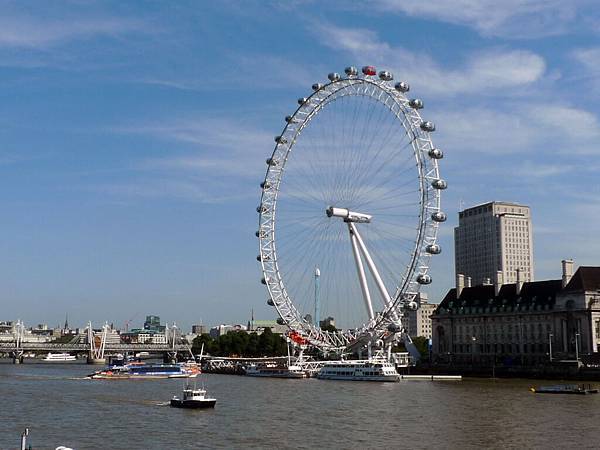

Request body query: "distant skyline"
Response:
[2, 1, 599, 330]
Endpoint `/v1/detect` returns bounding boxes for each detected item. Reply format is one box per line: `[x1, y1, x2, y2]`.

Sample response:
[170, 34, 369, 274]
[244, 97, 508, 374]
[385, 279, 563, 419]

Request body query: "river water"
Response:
[1, 360, 598, 449]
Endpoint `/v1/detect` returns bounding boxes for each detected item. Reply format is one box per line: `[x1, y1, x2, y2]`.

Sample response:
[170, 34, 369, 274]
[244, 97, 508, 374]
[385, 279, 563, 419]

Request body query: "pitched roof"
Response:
[436, 279, 562, 312]
[563, 267, 600, 292]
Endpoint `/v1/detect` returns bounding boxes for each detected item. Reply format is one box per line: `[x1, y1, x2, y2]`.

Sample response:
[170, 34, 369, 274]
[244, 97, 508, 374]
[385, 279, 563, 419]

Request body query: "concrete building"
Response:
[209, 324, 248, 339]
[455, 201, 534, 286]
[431, 260, 600, 366]
[247, 320, 287, 335]
[403, 294, 436, 339]
[191, 324, 207, 335]
[143, 315, 166, 333]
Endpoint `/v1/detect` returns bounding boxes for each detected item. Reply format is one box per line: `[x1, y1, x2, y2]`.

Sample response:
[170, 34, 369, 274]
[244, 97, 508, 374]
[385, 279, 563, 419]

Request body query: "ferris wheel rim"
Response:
[257, 68, 445, 350]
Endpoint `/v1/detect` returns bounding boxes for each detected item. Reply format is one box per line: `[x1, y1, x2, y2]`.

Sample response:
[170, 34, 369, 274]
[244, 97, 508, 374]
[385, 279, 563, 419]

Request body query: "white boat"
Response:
[245, 363, 307, 378]
[170, 384, 217, 409]
[43, 352, 77, 362]
[317, 359, 400, 382]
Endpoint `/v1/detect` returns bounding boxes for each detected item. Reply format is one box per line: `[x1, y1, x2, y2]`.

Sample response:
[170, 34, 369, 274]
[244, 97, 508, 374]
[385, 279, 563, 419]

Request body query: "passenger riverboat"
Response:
[244, 362, 307, 378]
[317, 359, 400, 382]
[43, 352, 77, 362]
[87, 361, 200, 379]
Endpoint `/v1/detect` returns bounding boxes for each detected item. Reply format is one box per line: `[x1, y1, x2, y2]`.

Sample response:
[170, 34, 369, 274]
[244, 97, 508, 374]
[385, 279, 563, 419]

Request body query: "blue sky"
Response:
[2, 0, 599, 331]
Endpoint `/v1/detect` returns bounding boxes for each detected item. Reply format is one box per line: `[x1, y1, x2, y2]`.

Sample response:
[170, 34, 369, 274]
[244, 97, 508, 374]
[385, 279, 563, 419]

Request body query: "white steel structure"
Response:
[257, 66, 446, 353]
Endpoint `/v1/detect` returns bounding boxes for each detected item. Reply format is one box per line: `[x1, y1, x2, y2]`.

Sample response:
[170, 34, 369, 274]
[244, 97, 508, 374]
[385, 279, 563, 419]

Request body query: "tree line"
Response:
[192, 328, 288, 357]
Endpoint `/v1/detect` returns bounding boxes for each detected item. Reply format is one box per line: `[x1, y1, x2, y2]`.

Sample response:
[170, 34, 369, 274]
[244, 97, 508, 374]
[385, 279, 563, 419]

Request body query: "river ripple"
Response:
[1, 361, 598, 449]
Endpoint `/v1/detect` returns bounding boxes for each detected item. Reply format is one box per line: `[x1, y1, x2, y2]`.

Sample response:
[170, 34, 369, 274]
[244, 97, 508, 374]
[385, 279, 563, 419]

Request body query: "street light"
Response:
[575, 332, 580, 362]
[548, 333, 553, 363]
[471, 335, 477, 366]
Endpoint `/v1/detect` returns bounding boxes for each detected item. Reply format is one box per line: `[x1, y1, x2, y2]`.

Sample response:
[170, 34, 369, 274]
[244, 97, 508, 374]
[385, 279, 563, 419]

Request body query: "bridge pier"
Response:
[12, 351, 24, 364]
[87, 357, 106, 365]
[164, 352, 178, 364]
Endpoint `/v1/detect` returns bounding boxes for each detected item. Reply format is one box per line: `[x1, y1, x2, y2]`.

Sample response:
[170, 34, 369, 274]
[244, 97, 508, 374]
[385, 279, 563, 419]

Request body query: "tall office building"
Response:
[454, 201, 534, 286]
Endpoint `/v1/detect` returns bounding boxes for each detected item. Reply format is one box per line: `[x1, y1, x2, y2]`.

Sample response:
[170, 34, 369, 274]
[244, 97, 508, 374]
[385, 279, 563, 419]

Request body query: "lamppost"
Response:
[548, 333, 553, 363]
[575, 332, 580, 363]
[471, 335, 477, 367]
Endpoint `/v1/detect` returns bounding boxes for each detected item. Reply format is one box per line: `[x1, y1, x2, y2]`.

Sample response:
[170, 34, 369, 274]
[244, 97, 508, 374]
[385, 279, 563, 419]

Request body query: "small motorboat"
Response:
[170, 384, 216, 409]
[530, 384, 599, 395]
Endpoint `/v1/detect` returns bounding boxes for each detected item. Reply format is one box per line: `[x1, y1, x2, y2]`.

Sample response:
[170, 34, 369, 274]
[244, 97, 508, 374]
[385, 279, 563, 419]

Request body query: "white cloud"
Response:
[313, 23, 546, 95]
[105, 117, 274, 202]
[434, 103, 600, 156]
[137, 53, 318, 92]
[372, 0, 582, 38]
[0, 14, 145, 49]
[572, 47, 600, 72]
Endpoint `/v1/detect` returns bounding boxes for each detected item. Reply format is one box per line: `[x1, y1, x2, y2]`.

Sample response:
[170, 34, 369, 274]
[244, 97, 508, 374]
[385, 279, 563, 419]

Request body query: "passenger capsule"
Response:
[260, 181, 271, 189]
[395, 81, 410, 93]
[428, 148, 443, 159]
[387, 323, 402, 333]
[267, 298, 275, 306]
[266, 157, 279, 166]
[431, 211, 447, 222]
[255, 230, 266, 238]
[297, 97, 308, 105]
[426, 244, 442, 254]
[328, 72, 340, 82]
[345, 66, 358, 76]
[431, 179, 447, 190]
[312, 83, 323, 91]
[420, 121, 436, 132]
[417, 274, 432, 285]
[285, 115, 294, 123]
[407, 301, 419, 310]
[256, 204, 269, 213]
[275, 136, 287, 144]
[409, 98, 424, 109]
[276, 318, 286, 325]
[256, 254, 262, 262]
[362, 66, 377, 76]
[378, 70, 393, 81]
[261, 277, 269, 285]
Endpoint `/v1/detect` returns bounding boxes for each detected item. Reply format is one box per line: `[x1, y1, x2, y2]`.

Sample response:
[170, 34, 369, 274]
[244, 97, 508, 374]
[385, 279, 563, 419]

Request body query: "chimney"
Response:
[456, 273, 465, 298]
[516, 268, 524, 295]
[495, 271, 503, 297]
[466, 276, 472, 288]
[562, 259, 574, 288]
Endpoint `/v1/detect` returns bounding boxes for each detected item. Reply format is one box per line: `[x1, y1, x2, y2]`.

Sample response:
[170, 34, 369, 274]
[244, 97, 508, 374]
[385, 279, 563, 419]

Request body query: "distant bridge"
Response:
[2, 320, 192, 363]
[0, 342, 191, 353]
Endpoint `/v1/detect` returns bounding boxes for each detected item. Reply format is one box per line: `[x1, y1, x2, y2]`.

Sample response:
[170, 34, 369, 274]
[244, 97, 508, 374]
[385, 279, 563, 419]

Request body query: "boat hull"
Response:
[170, 399, 216, 409]
[245, 371, 306, 379]
[317, 374, 399, 382]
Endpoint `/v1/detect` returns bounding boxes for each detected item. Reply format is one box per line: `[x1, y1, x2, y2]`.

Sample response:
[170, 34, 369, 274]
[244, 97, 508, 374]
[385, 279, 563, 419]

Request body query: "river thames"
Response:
[1, 361, 598, 449]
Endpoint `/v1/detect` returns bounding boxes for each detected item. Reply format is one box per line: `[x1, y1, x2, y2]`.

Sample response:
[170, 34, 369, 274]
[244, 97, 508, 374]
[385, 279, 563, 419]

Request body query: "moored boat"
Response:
[530, 384, 598, 395]
[244, 362, 307, 378]
[317, 359, 400, 382]
[43, 352, 77, 362]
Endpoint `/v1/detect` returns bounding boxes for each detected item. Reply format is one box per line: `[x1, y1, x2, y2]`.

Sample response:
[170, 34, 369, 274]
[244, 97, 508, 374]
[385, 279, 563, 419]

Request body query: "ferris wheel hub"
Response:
[326, 206, 372, 223]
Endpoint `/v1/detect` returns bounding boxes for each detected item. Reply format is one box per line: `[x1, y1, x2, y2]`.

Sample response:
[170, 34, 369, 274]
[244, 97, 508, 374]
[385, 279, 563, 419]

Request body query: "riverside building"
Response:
[431, 260, 600, 366]
[455, 201, 534, 286]
[402, 293, 435, 339]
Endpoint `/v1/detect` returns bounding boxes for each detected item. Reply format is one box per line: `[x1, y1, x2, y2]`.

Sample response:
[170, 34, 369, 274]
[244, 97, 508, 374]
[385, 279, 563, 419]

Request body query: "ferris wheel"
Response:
[257, 65, 446, 352]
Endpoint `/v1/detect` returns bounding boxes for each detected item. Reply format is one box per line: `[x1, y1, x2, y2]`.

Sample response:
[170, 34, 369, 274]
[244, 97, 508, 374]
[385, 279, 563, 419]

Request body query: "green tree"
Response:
[411, 336, 430, 360]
